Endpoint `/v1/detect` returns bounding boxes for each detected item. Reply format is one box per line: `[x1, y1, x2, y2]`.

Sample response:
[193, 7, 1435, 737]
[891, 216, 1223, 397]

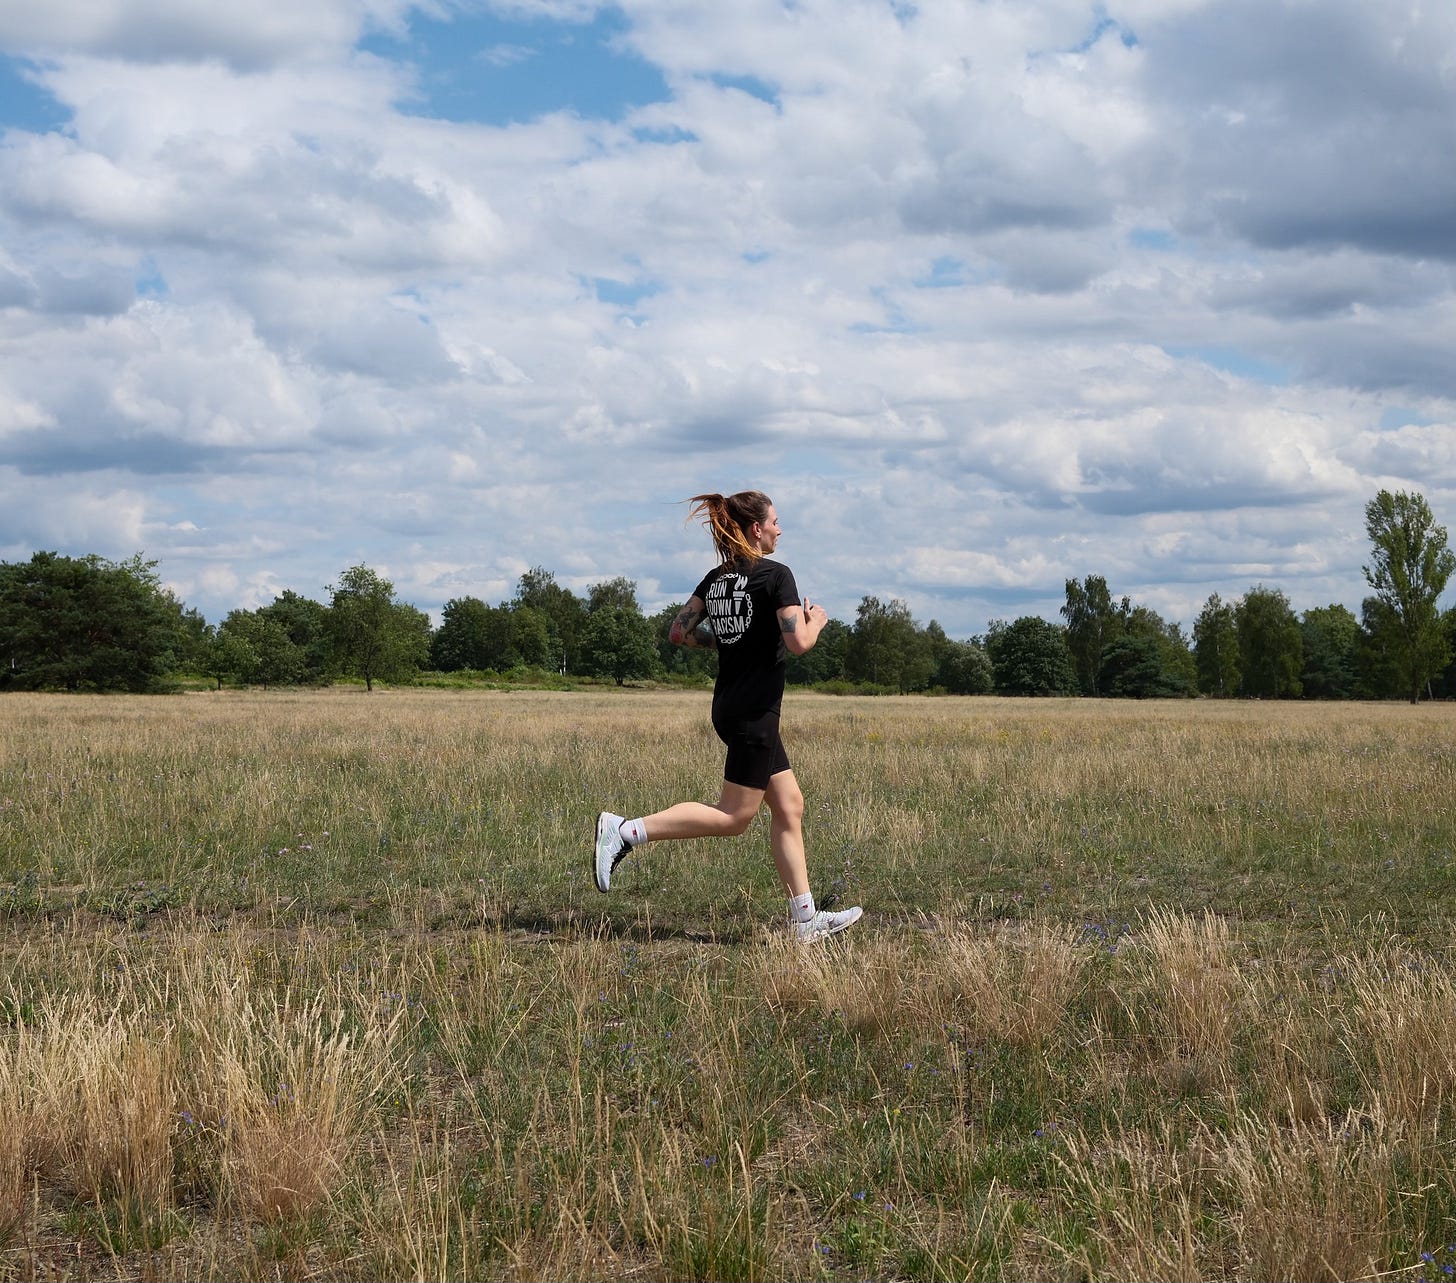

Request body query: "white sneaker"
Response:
[792, 906, 863, 942]
[594, 811, 631, 892]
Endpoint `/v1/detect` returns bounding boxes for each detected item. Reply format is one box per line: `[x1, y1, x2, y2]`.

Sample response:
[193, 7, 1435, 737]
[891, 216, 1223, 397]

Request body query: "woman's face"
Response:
[753, 505, 782, 553]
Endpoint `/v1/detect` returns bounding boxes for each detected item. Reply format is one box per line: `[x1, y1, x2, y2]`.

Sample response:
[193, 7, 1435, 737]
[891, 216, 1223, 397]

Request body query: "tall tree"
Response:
[1098, 606, 1196, 698]
[1357, 598, 1403, 698]
[219, 609, 303, 688]
[1362, 489, 1455, 703]
[586, 576, 640, 615]
[926, 622, 994, 695]
[1300, 604, 1361, 700]
[786, 616, 849, 686]
[431, 596, 504, 671]
[0, 551, 187, 692]
[846, 596, 928, 690]
[1435, 607, 1456, 699]
[196, 618, 254, 690]
[257, 590, 331, 683]
[326, 564, 430, 691]
[509, 603, 555, 670]
[1061, 575, 1120, 696]
[578, 577, 655, 685]
[1193, 593, 1240, 697]
[1235, 586, 1303, 698]
[985, 616, 1077, 696]
[516, 567, 585, 674]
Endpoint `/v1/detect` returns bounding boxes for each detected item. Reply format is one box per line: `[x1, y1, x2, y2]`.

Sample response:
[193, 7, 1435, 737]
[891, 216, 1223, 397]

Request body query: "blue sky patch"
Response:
[588, 275, 660, 308]
[136, 259, 169, 299]
[1129, 227, 1177, 251]
[631, 123, 697, 145]
[1165, 344, 1292, 386]
[914, 256, 966, 288]
[708, 73, 780, 108]
[852, 287, 920, 335]
[1073, 11, 1139, 52]
[1378, 406, 1439, 431]
[0, 55, 69, 134]
[360, 8, 670, 125]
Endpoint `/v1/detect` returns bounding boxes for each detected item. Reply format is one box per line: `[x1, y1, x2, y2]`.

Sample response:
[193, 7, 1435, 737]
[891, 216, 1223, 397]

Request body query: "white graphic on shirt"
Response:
[704, 572, 751, 645]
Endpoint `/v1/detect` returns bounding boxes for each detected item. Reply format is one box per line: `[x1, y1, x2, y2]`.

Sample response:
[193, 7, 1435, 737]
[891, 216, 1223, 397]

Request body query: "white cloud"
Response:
[0, 0, 415, 69]
[0, 0, 1453, 634]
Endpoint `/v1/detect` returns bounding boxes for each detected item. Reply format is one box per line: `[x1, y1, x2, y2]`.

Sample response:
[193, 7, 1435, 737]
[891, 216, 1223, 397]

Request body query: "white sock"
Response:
[788, 891, 816, 923]
[620, 817, 649, 846]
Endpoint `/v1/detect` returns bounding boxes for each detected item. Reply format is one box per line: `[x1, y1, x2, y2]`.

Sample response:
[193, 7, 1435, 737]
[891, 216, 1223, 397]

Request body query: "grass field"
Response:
[2, 688, 1454, 1280]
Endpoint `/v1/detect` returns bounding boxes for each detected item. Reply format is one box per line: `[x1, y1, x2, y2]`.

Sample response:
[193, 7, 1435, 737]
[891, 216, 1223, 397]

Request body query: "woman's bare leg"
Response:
[764, 770, 810, 898]
[641, 780, 764, 840]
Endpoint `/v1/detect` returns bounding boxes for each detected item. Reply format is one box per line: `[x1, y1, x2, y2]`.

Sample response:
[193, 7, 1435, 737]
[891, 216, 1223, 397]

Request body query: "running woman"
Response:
[594, 490, 863, 941]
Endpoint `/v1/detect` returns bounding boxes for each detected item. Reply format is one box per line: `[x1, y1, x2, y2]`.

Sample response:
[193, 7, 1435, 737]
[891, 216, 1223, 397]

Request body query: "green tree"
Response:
[985, 617, 1077, 696]
[196, 617, 254, 690]
[786, 616, 849, 685]
[1061, 575, 1121, 696]
[1357, 598, 1402, 698]
[1105, 605, 1196, 698]
[928, 625, 994, 695]
[432, 596, 558, 674]
[326, 565, 430, 690]
[258, 590, 331, 683]
[432, 596, 498, 671]
[0, 551, 186, 692]
[580, 605, 656, 686]
[1160, 620, 1199, 696]
[509, 603, 554, 670]
[587, 576, 640, 615]
[1362, 489, 1456, 703]
[174, 604, 213, 677]
[1434, 607, 1456, 699]
[1300, 604, 1361, 700]
[516, 567, 586, 674]
[219, 609, 303, 688]
[1099, 635, 1191, 698]
[1097, 606, 1195, 698]
[1193, 593, 1240, 697]
[846, 596, 928, 690]
[1235, 586, 1303, 698]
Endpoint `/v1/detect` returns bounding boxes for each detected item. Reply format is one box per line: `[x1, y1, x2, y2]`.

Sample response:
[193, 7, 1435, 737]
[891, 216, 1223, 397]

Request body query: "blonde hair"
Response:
[687, 491, 773, 564]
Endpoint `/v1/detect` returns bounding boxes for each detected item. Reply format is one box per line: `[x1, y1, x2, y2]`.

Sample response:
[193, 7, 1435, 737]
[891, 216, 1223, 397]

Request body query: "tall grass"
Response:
[1, 689, 1454, 1279]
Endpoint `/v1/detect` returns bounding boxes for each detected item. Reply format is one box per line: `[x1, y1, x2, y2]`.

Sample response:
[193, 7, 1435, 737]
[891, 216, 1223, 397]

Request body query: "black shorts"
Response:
[712, 707, 790, 791]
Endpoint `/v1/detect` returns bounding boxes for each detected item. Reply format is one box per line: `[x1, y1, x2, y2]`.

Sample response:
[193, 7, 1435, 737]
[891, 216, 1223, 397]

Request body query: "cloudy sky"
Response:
[1, 0, 1453, 635]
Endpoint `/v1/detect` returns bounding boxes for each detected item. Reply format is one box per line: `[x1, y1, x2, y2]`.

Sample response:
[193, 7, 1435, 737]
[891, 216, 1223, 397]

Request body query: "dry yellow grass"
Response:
[0, 1041, 26, 1248]
[1134, 907, 1244, 1066]
[1217, 1105, 1399, 1282]
[936, 919, 1090, 1048]
[1, 689, 1454, 1280]
[1341, 943, 1456, 1124]
[1055, 1121, 1208, 1281]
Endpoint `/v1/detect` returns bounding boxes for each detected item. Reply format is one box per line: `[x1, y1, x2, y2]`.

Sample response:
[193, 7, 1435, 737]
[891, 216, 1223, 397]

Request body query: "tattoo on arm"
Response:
[671, 602, 716, 649]
[779, 612, 798, 635]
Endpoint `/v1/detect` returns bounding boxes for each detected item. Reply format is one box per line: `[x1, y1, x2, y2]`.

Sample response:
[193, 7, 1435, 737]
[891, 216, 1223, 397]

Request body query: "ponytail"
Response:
[686, 490, 773, 564]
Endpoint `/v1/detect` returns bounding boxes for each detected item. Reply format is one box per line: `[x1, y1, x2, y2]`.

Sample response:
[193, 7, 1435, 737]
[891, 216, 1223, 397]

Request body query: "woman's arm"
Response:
[777, 597, 828, 657]
[668, 596, 716, 650]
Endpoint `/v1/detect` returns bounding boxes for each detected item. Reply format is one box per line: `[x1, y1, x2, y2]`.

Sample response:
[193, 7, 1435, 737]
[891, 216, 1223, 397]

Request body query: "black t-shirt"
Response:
[693, 557, 800, 717]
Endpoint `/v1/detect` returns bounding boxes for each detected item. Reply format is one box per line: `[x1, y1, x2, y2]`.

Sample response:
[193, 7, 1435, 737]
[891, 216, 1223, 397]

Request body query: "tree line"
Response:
[2, 489, 1451, 702]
